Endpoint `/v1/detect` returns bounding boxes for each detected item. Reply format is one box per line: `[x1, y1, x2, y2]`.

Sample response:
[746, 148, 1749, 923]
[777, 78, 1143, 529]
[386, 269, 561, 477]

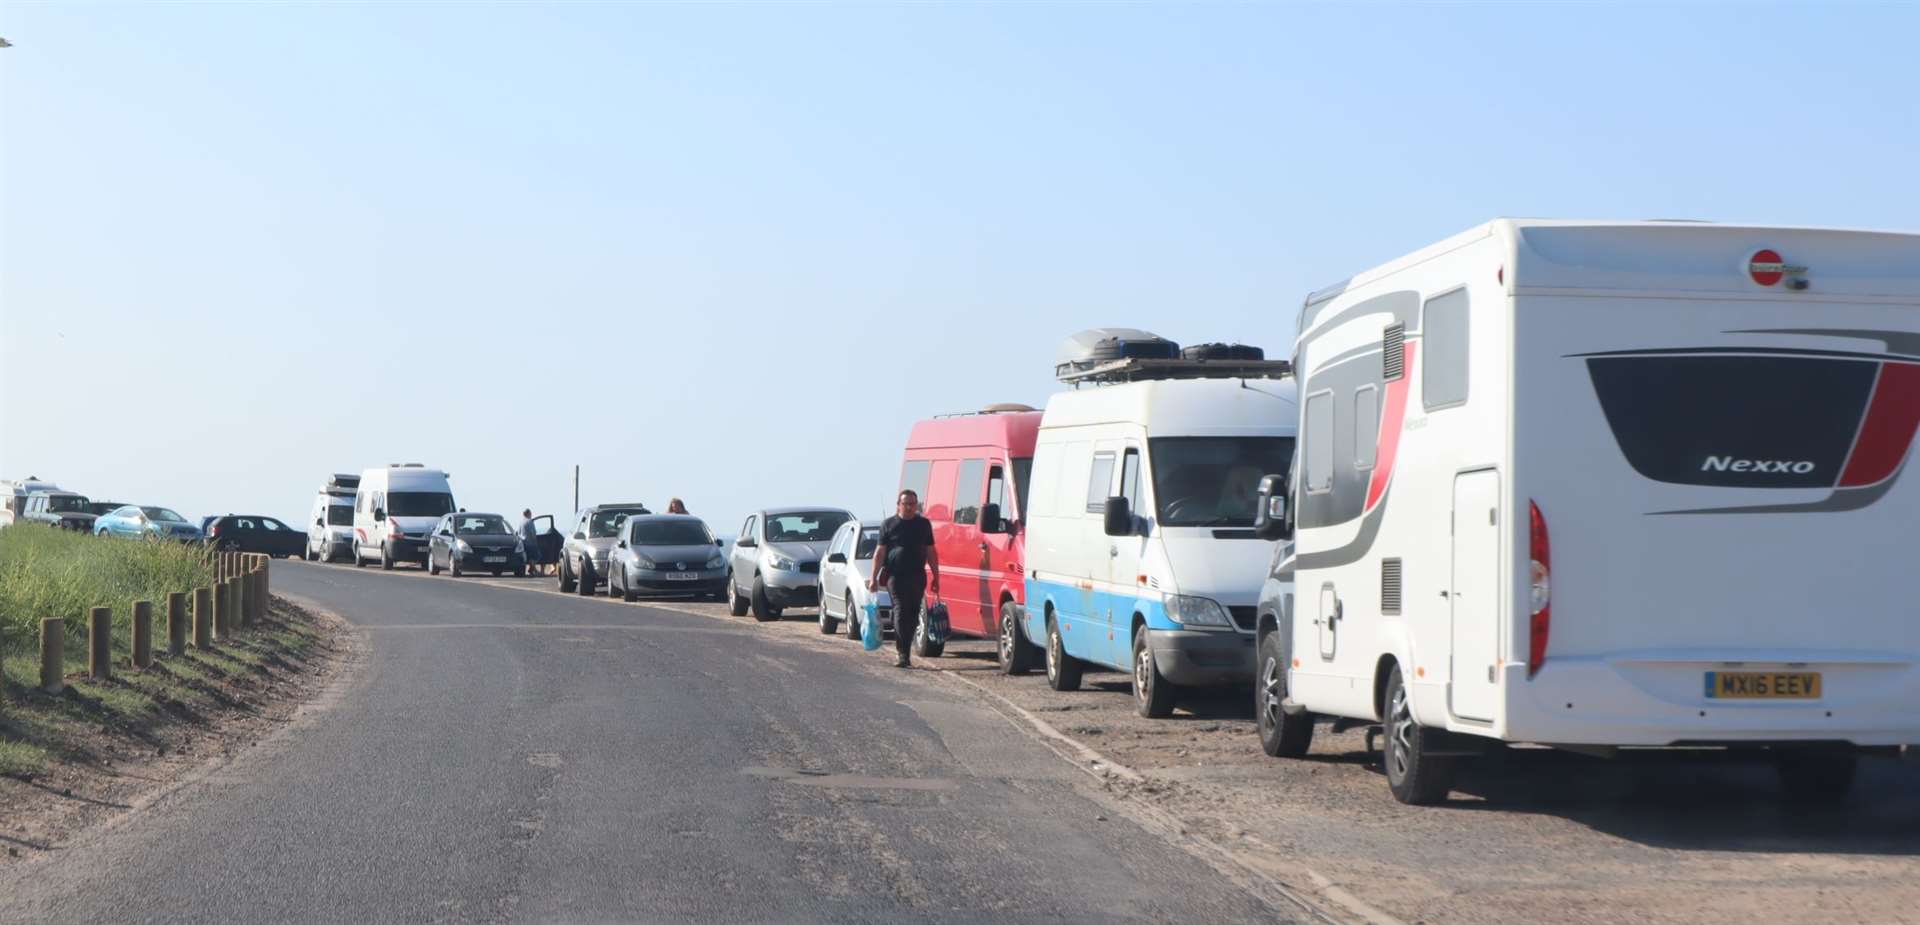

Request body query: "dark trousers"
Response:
[888, 578, 925, 658]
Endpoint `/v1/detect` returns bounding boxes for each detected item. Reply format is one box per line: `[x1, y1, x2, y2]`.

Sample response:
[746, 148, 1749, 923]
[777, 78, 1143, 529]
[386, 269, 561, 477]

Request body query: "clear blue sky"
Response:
[3, 2, 1916, 531]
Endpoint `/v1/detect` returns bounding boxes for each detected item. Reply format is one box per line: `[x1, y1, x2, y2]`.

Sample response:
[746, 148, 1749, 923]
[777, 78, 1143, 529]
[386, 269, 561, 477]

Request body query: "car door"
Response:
[260, 517, 297, 556]
[531, 515, 561, 565]
[820, 523, 848, 617]
[731, 514, 759, 589]
[981, 461, 1015, 637]
[947, 457, 988, 635]
[430, 516, 450, 567]
[1108, 444, 1147, 667]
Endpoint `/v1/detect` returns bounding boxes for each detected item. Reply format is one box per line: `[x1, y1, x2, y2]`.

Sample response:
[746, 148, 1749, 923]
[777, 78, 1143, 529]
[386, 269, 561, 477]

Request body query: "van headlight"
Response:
[1164, 594, 1232, 628]
[765, 554, 795, 571]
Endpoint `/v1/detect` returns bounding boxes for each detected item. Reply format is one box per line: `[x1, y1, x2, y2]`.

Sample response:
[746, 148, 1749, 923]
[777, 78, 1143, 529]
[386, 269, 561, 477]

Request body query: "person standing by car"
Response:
[665, 498, 689, 515]
[520, 509, 545, 576]
[868, 489, 939, 668]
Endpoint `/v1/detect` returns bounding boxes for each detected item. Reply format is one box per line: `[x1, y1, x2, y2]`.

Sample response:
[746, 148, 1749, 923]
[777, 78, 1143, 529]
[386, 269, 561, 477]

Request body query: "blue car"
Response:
[95, 505, 204, 543]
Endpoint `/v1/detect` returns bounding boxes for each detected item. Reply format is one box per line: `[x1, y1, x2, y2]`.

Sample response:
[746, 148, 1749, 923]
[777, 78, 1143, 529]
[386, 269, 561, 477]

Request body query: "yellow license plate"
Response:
[1704, 671, 1821, 699]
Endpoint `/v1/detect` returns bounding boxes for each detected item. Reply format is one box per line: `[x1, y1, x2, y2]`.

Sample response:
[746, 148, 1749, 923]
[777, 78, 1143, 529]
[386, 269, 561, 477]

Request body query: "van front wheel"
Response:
[381, 542, 395, 571]
[1383, 666, 1454, 805]
[1045, 616, 1082, 692]
[1132, 629, 1177, 718]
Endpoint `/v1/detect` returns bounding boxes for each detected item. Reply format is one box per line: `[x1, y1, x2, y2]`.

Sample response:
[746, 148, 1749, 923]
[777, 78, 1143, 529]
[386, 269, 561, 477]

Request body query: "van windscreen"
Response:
[388, 492, 456, 517]
[327, 506, 354, 526]
[1148, 437, 1296, 527]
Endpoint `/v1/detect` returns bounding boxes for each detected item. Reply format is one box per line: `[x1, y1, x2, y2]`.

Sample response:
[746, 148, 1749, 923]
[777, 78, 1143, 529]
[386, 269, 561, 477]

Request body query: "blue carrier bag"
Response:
[861, 600, 883, 651]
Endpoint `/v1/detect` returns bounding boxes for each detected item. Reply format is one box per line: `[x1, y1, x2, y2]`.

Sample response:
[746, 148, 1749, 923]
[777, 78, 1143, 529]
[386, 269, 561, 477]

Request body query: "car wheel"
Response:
[728, 574, 750, 616]
[1132, 628, 1177, 719]
[620, 567, 638, 602]
[1383, 665, 1455, 805]
[428, 551, 441, 575]
[449, 554, 462, 577]
[381, 542, 395, 571]
[576, 558, 596, 596]
[997, 601, 1036, 675]
[558, 556, 577, 593]
[818, 599, 839, 635]
[1256, 629, 1314, 757]
[1775, 751, 1858, 803]
[750, 577, 779, 622]
[1045, 615, 1082, 692]
[844, 594, 861, 640]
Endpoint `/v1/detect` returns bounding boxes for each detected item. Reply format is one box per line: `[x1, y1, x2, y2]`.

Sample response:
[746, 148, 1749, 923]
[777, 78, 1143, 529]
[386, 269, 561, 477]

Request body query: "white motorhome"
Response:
[1252, 219, 1920, 803]
[1022, 334, 1296, 717]
[352, 465, 456, 570]
[1, 476, 61, 527]
[306, 473, 360, 562]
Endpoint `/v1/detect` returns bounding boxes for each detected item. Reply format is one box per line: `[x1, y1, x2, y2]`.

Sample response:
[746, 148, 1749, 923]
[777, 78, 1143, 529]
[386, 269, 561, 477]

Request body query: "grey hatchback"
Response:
[606, 514, 729, 602]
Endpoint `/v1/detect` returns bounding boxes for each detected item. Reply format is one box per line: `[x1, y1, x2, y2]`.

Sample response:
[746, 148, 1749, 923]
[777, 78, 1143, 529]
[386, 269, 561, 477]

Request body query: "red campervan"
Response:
[896, 404, 1041, 661]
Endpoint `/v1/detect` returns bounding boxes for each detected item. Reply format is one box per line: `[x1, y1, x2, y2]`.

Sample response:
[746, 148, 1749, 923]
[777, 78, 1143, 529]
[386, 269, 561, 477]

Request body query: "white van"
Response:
[1252, 219, 1920, 803]
[1022, 335, 1297, 717]
[306, 474, 360, 562]
[352, 465, 456, 570]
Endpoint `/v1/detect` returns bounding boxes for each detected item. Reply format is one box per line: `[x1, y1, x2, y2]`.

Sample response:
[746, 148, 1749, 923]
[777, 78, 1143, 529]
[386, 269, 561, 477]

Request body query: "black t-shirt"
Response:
[878, 515, 935, 581]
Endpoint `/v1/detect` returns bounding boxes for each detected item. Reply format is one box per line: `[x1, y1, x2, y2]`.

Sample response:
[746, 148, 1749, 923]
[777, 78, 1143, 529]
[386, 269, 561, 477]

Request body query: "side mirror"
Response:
[738, 537, 758, 548]
[826, 552, 847, 564]
[1252, 473, 1292, 541]
[315, 518, 325, 527]
[1102, 497, 1133, 537]
[573, 531, 585, 540]
[979, 503, 1004, 534]
[617, 540, 628, 549]
[715, 539, 724, 548]
[374, 508, 387, 522]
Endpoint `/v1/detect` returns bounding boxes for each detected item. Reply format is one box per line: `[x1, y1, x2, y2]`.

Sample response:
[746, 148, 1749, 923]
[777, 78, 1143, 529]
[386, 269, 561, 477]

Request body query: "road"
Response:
[0, 561, 1296, 924]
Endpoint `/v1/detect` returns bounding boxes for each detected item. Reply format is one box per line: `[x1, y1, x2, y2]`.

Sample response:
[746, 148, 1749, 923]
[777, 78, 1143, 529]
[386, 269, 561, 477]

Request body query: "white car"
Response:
[817, 519, 893, 640]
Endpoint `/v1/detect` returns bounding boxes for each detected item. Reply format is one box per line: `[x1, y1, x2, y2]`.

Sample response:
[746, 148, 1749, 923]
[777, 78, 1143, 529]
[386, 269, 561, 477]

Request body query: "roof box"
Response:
[1054, 328, 1181, 380]
[1055, 329, 1289, 385]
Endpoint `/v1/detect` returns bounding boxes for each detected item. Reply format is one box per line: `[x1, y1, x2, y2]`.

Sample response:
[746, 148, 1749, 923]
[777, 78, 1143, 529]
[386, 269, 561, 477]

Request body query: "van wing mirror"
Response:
[1252, 473, 1292, 541]
[374, 508, 386, 521]
[979, 503, 1004, 534]
[315, 517, 325, 527]
[1102, 497, 1133, 537]
[617, 540, 627, 548]
[826, 552, 847, 564]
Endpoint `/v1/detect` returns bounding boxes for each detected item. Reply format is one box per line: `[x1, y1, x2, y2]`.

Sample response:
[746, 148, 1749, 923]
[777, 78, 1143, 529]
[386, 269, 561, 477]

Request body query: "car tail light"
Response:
[208, 525, 221, 537]
[1527, 500, 1550, 678]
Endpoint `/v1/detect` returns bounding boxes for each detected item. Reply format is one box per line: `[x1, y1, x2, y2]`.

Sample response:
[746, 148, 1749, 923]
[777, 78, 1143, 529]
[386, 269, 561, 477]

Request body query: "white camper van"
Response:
[1252, 219, 1920, 803]
[1022, 332, 1296, 717]
[306, 473, 360, 562]
[352, 465, 456, 570]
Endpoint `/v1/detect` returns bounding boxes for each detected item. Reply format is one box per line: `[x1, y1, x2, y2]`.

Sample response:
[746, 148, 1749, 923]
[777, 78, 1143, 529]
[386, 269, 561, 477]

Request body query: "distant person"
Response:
[869, 489, 940, 668]
[519, 509, 544, 576]
[666, 498, 689, 515]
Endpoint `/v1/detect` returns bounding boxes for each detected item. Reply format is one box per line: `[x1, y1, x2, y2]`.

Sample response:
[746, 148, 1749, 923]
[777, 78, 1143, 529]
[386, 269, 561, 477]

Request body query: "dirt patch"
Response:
[0, 596, 353, 864]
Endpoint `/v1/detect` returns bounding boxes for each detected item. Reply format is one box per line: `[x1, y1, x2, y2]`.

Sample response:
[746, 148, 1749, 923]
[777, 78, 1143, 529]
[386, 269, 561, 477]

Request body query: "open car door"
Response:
[531, 515, 563, 565]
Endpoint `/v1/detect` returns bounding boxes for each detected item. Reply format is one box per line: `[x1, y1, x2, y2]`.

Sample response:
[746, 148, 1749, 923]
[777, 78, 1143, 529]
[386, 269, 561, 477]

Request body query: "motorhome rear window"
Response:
[1587, 354, 1878, 488]
[388, 492, 455, 517]
[1149, 437, 1297, 527]
[1422, 288, 1470, 410]
[327, 506, 354, 526]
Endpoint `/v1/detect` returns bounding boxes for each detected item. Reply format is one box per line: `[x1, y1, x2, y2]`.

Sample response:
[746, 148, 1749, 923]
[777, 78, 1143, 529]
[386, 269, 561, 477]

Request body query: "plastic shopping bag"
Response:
[861, 599, 883, 651]
[924, 599, 951, 645]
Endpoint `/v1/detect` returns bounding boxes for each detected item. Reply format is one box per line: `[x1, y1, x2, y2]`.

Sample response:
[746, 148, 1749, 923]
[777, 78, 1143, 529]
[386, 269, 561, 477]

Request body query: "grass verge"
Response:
[1, 524, 216, 674]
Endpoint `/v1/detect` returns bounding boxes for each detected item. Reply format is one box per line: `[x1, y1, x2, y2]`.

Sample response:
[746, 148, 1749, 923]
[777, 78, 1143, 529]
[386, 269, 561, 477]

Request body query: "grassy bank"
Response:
[0, 525, 215, 678]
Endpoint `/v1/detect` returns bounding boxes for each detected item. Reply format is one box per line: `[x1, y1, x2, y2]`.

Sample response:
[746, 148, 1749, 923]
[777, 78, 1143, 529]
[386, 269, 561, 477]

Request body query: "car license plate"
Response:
[665, 572, 697, 581]
[1704, 671, 1821, 699]
[483, 556, 507, 564]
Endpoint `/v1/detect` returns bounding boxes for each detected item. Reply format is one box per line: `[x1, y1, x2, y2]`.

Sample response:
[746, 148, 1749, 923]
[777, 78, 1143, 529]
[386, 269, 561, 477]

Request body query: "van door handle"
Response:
[1109, 546, 1119, 557]
[979, 542, 989, 551]
[1439, 590, 1448, 598]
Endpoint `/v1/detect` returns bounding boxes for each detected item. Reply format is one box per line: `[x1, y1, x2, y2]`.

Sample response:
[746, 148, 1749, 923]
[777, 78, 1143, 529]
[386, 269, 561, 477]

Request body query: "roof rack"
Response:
[932, 402, 1040, 419]
[1057, 356, 1293, 386]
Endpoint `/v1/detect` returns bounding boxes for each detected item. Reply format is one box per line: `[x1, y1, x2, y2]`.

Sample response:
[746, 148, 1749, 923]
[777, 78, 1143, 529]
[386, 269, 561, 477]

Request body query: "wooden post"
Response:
[88, 606, 112, 680]
[132, 600, 153, 668]
[39, 618, 64, 693]
[234, 573, 249, 630]
[213, 580, 230, 640]
[193, 587, 214, 649]
[167, 591, 188, 656]
[252, 567, 266, 623]
[260, 555, 271, 617]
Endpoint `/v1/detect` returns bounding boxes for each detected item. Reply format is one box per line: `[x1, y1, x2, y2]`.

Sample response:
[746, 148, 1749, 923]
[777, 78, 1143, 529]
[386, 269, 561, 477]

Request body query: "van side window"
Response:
[1423, 288, 1469, 410]
[1354, 385, 1379, 471]
[1086, 452, 1116, 512]
[927, 459, 957, 521]
[985, 465, 1006, 518]
[1119, 448, 1142, 512]
[899, 460, 931, 505]
[1305, 392, 1334, 494]
[953, 458, 985, 525]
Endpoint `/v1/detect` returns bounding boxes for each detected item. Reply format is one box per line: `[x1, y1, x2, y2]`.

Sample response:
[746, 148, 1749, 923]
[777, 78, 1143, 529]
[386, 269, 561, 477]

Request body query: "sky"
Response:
[2, 1, 1917, 533]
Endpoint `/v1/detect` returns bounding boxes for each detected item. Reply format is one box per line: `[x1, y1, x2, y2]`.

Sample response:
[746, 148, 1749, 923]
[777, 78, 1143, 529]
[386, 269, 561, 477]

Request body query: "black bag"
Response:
[923, 600, 951, 645]
[1181, 342, 1265, 362]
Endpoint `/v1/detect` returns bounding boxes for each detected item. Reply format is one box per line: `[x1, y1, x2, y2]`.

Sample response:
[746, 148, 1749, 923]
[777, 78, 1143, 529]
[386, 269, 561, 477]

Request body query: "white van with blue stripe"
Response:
[1021, 333, 1296, 717]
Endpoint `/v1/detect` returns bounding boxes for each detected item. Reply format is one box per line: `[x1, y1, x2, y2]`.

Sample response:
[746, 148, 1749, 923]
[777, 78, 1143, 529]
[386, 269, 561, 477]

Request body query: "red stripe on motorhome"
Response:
[1366, 341, 1416, 510]
[1840, 362, 1920, 487]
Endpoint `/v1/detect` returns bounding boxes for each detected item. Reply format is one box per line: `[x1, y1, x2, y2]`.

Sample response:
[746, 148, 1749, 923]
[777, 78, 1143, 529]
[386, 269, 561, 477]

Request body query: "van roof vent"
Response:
[1054, 329, 1289, 385]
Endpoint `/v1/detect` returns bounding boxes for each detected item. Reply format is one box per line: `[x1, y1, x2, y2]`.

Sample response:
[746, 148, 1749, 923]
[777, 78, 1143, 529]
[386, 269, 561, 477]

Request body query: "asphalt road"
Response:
[0, 561, 1293, 924]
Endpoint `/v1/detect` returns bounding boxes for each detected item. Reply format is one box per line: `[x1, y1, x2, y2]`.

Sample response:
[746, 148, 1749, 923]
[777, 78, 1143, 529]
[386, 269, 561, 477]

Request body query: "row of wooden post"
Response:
[31, 551, 272, 694]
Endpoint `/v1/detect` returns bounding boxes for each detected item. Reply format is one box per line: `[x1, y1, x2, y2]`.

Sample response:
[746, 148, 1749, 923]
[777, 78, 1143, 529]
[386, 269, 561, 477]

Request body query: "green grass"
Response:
[0, 524, 215, 671]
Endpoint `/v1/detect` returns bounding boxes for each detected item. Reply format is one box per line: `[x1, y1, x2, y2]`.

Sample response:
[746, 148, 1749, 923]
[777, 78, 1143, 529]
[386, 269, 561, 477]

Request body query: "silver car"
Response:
[818, 519, 893, 640]
[558, 503, 650, 596]
[607, 514, 730, 602]
[727, 506, 854, 622]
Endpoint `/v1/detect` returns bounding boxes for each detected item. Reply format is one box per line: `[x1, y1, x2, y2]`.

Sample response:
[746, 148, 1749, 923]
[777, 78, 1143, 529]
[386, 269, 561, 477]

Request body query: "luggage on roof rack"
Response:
[1182, 342, 1265, 362]
[1054, 329, 1288, 385]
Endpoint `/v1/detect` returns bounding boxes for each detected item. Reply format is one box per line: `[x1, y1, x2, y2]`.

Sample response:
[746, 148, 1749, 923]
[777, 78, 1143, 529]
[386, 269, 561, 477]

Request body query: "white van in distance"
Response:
[353, 465, 456, 570]
[306, 473, 359, 562]
[1252, 219, 1920, 803]
[1023, 332, 1296, 717]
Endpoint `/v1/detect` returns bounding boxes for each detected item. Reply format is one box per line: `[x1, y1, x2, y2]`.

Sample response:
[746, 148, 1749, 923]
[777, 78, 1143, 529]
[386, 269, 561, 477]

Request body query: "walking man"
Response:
[869, 489, 939, 668]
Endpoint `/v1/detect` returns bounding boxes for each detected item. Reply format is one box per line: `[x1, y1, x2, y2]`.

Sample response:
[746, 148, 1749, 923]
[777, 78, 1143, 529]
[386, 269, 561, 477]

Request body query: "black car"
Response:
[205, 514, 307, 558]
[426, 512, 527, 577]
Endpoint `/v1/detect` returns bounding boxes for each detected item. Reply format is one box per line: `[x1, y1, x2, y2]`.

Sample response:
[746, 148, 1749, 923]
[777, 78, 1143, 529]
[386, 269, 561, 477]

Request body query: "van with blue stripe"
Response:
[1020, 330, 1296, 717]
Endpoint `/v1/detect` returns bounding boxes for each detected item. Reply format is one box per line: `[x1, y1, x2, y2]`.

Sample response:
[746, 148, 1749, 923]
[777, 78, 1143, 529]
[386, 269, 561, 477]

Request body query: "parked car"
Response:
[606, 514, 728, 602]
[727, 507, 854, 622]
[557, 502, 651, 595]
[22, 491, 99, 532]
[1, 476, 61, 527]
[306, 474, 359, 562]
[205, 514, 307, 558]
[1023, 330, 1295, 718]
[896, 403, 1041, 664]
[353, 465, 456, 569]
[817, 519, 893, 640]
[95, 505, 205, 542]
[426, 512, 527, 577]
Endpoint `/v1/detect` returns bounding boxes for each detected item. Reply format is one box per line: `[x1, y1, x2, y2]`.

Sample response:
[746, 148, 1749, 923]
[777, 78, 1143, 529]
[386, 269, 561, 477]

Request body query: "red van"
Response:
[896, 404, 1041, 663]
